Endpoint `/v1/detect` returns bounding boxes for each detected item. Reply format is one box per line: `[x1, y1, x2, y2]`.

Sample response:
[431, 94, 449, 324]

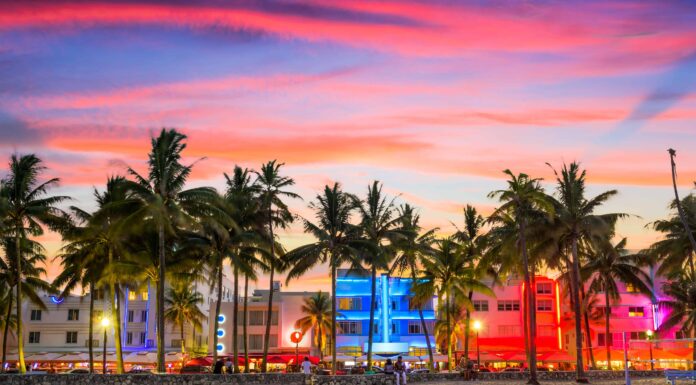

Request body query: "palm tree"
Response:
[124, 129, 216, 372]
[646, 195, 696, 277]
[390, 204, 436, 369]
[164, 280, 206, 357]
[660, 271, 696, 370]
[546, 162, 625, 381]
[285, 183, 360, 374]
[1, 154, 70, 373]
[433, 301, 466, 357]
[294, 291, 338, 362]
[355, 181, 401, 369]
[488, 170, 552, 385]
[582, 238, 652, 369]
[254, 160, 299, 372]
[668, 149, 696, 256]
[413, 237, 493, 371]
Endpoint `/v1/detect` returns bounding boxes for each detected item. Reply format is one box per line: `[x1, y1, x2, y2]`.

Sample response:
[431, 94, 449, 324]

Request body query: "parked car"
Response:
[180, 365, 212, 374]
[62, 368, 90, 374]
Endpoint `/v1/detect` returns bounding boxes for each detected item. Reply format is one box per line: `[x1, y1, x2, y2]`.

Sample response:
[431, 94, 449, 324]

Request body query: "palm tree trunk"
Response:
[1, 289, 14, 372]
[262, 213, 276, 373]
[411, 269, 434, 370]
[89, 283, 94, 373]
[331, 264, 337, 375]
[157, 222, 166, 373]
[446, 294, 452, 372]
[181, 322, 185, 356]
[669, 149, 696, 254]
[317, 322, 324, 362]
[571, 235, 587, 381]
[213, 264, 223, 363]
[580, 285, 595, 369]
[109, 247, 124, 374]
[233, 265, 239, 373]
[367, 265, 377, 370]
[604, 289, 611, 370]
[523, 288, 530, 366]
[14, 232, 26, 374]
[463, 290, 473, 366]
[518, 218, 538, 385]
[243, 276, 249, 373]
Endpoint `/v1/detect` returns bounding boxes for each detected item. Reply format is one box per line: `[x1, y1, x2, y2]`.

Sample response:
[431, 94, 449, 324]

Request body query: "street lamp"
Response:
[473, 321, 482, 366]
[101, 316, 110, 374]
[290, 331, 303, 372]
[646, 330, 654, 371]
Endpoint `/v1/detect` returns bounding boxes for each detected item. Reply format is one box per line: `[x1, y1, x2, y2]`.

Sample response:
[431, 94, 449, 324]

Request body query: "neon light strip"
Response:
[555, 282, 562, 349]
[381, 275, 389, 342]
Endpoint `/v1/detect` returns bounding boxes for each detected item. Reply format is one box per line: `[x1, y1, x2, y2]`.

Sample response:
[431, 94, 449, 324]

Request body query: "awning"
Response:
[323, 355, 358, 362]
[56, 352, 89, 362]
[24, 352, 64, 362]
[540, 351, 574, 363]
[466, 351, 508, 362]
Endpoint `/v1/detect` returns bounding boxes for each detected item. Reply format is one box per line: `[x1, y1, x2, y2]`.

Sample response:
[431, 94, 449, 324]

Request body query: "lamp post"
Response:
[646, 330, 654, 371]
[473, 321, 482, 366]
[290, 331, 303, 372]
[101, 316, 110, 374]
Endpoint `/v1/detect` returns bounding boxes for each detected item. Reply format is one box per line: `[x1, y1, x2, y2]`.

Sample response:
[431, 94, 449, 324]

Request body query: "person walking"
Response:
[225, 357, 233, 374]
[301, 357, 312, 374]
[394, 356, 407, 385]
[213, 359, 224, 374]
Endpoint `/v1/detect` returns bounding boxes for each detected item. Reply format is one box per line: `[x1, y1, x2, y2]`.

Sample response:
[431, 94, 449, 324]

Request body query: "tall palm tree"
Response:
[390, 204, 436, 369]
[356, 181, 401, 369]
[285, 183, 360, 374]
[660, 271, 696, 370]
[254, 160, 299, 372]
[488, 170, 552, 385]
[1, 154, 70, 373]
[546, 162, 625, 382]
[164, 280, 206, 357]
[413, 237, 493, 371]
[582, 238, 652, 369]
[668, 149, 696, 256]
[124, 129, 216, 372]
[0, 237, 53, 372]
[646, 195, 696, 277]
[294, 291, 339, 362]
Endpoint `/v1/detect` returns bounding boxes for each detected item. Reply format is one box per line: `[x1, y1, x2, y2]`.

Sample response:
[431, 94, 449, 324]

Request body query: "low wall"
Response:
[0, 370, 666, 385]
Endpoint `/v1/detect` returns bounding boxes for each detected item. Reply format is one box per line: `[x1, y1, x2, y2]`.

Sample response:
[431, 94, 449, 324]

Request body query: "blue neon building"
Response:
[335, 269, 436, 355]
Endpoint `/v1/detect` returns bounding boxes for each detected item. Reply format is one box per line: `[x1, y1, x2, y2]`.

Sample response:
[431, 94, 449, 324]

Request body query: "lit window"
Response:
[625, 283, 638, 293]
[142, 291, 148, 301]
[628, 307, 644, 317]
[338, 298, 361, 310]
[128, 292, 136, 301]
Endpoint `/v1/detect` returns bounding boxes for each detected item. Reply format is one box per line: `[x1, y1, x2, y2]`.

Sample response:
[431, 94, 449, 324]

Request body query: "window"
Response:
[93, 289, 105, 301]
[410, 347, 428, 356]
[498, 325, 522, 336]
[391, 300, 397, 310]
[408, 321, 421, 335]
[537, 282, 553, 294]
[128, 291, 136, 301]
[249, 311, 264, 325]
[629, 306, 644, 317]
[126, 332, 133, 345]
[249, 335, 263, 350]
[473, 300, 489, 312]
[128, 310, 134, 323]
[269, 335, 278, 348]
[30, 309, 41, 321]
[140, 332, 147, 345]
[142, 291, 148, 301]
[141, 310, 148, 323]
[338, 298, 361, 311]
[66, 331, 78, 344]
[337, 321, 360, 335]
[271, 311, 278, 326]
[391, 322, 398, 334]
[630, 331, 647, 340]
[94, 310, 103, 322]
[497, 300, 520, 311]
[598, 333, 613, 347]
[68, 309, 79, 321]
[625, 283, 638, 293]
[537, 299, 553, 312]
[28, 332, 40, 344]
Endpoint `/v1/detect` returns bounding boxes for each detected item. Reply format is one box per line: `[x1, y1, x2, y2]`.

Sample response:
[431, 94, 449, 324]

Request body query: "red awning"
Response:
[540, 351, 574, 362]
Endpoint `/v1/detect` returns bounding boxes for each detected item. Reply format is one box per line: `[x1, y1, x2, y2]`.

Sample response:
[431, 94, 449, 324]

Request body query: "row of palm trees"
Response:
[0, 128, 692, 384]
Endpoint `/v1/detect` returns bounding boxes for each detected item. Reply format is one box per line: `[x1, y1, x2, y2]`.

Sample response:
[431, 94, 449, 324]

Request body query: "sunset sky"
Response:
[1, 1, 696, 292]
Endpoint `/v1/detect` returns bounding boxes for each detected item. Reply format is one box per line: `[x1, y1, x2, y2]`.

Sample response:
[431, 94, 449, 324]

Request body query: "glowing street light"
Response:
[290, 331, 303, 372]
[646, 330, 654, 370]
[101, 316, 110, 374]
[473, 321, 482, 366]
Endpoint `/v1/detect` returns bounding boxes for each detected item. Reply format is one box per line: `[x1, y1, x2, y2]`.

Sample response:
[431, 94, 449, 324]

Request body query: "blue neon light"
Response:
[216, 343, 224, 352]
[50, 296, 64, 304]
[218, 314, 225, 324]
[217, 329, 225, 337]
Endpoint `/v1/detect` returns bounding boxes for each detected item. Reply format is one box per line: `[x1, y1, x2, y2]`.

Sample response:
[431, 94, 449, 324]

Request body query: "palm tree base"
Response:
[575, 378, 590, 383]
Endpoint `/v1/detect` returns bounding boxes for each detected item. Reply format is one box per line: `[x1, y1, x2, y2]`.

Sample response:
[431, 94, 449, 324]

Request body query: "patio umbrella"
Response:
[124, 352, 158, 364]
[56, 352, 89, 362]
[323, 355, 357, 362]
[186, 357, 212, 366]
[165, 352, 185, 363]
[467, 351, 507, 362]
[266, 355, 289, 364]
[25, 352, 63, 362]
